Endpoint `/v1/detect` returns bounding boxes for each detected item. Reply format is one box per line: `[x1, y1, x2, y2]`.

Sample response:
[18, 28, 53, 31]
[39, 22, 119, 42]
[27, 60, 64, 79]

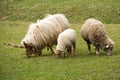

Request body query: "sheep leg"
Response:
[49, 46, 55, 54]
[35, 50, 41, 56]
[73, 42, 76, 56]
[38, 50, 42, 56]
[95, 45, 100, 55]
[46, 47, 49, 51]
[34, 53, 39, 57]
[33, 48, 41, 56]
[35, 53, 39, 56]
[87, 42, 91, 54]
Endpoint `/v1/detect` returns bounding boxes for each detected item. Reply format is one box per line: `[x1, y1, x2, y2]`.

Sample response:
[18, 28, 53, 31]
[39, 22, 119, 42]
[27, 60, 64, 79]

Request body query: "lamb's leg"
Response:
[67, 46, 72, 56]
[61, 52, 65, 58]
[73, 41, 76, 56]
[69, 46, 72, 55]
[87, 42, 91, 54]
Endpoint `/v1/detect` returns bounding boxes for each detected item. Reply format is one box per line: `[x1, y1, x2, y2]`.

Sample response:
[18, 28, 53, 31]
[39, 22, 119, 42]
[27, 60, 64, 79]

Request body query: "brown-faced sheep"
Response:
[4, 13, 70, 57]
[80, 18, 114, 55]
[54, 29, 76, 58]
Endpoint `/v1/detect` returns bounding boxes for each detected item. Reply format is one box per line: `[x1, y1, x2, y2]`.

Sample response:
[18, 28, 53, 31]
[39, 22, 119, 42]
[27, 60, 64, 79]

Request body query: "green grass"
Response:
[0, 0, 120, 23]
[0, 21, 120, 80]
[0, 0, 120, 79]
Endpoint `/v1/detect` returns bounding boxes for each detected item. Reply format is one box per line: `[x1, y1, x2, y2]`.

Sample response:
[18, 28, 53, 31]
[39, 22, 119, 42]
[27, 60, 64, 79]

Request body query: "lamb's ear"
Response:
[106, 45, 109, 48]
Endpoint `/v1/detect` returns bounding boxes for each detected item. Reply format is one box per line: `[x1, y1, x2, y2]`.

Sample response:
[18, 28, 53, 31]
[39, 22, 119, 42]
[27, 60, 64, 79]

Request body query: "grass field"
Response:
[0, 0, 120, 80]
[0, 21, 120, 80]
[0, 0, 120, 23]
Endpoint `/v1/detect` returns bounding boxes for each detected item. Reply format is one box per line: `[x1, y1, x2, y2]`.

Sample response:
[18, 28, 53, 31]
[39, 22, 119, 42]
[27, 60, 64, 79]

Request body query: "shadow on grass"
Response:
[22, 50, 119, 59]
[74, 51, 114, 59]
[22, 53, 56, 59]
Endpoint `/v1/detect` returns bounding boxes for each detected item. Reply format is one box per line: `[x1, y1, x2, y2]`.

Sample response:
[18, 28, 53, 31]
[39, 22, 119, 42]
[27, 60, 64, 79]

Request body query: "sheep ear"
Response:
[106, 45, 109, 48]
[23, 41, 28, 48]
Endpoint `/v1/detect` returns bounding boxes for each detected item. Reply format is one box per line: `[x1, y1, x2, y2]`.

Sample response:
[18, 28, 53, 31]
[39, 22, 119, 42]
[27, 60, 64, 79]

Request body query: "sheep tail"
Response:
[4, 42, 24, 48]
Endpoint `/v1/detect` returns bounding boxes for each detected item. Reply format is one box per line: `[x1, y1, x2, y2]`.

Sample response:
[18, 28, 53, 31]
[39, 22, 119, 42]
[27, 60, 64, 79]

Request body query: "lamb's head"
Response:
[23, 41, 35, 58]
[54, 50, 61, 54]
[54, 50, 65, 58]
[103, 38, 115, 56]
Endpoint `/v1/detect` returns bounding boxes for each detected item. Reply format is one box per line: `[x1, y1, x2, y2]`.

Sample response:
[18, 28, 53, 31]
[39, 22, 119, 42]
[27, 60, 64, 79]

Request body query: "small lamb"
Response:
[54, 29, 76, 58]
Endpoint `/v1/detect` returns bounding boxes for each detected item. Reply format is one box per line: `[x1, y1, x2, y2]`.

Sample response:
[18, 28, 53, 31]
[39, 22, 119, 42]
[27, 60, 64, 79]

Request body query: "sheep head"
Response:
[54, 50, 65, 58]
[23, 41, 35, 58]
[54, 50, 61, 55]
[103, 38, 115, 56]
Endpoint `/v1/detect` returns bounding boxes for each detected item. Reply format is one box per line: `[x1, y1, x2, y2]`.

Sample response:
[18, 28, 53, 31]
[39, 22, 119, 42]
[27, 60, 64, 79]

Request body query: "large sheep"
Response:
[4, 13, 70, 57]
[80, 18, 114, 55]
[54, 29, 76, 58]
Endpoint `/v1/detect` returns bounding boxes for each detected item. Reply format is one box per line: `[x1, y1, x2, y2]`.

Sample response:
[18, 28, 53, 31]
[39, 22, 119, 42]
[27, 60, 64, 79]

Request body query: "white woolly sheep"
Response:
[4, 13, 70, 57]
[54, 29, 76, 58]
[80, 18, 114, 55]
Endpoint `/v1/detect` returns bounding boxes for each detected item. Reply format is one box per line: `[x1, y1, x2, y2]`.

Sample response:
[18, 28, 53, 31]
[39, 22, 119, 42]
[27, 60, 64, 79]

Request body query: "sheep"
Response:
[38, 13, 70, 32]
[4, 13, 70, 57]
[54, 29, 76, 58]
[80, 18, 114, 55]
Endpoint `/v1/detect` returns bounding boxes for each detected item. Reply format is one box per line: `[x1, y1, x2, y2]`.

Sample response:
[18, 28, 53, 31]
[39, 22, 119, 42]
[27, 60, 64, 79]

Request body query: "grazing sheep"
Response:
[4, 13, 70, 57]
[80, 18, 114, 55]
[54, 29, 76, 58]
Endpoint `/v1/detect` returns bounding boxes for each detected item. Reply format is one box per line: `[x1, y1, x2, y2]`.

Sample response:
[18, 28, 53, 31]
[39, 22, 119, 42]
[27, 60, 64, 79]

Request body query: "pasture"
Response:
[0, 0, 120, 79]
[0, 21, 120, 80]
[0, 0, 120, 23]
